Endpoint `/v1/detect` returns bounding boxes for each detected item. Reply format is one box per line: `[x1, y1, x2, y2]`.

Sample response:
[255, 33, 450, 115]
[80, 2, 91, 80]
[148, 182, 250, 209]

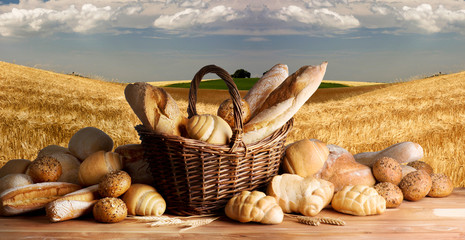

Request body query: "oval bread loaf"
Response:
[217, 98, 251, 128]
[121, 184, 166, 216]
[68, 127, 114, 161]
[282, 139, 329, 178]
[186, 114, 233, 145]
[78, 151, 123, 186]
[0, 174, 33, 194]
[0, 159, 31, 178]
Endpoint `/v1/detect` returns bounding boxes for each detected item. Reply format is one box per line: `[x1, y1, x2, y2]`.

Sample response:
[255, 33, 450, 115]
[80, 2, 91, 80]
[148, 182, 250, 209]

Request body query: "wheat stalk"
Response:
[287, 214, 346, 226]
[127, 215, 219, 232]
[179, 217, 219, 232]
[296, 216, 320, 226]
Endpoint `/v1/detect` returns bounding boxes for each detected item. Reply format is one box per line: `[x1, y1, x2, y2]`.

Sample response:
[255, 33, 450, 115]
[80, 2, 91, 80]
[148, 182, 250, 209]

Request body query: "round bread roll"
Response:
[282, 139, 329, 178]
[428, 173, 454, 198]
[374, 182, 403, 208]
[407, 161, 434, 175]
[68, 127, 114, 161]
[399, 170, 432, 201]
[0, 174, 33, 194]
[78, 151, 123, 186]
[98, 170, 131, 198]
[27, 156, 62, 183]
[217, 98, 252, 128]
[372, 157, 402, 185]
[186, 114, 233, 145]
[37, 145, 71, 158]
[36, 147, 81, 184]
[93, 197, 127, 223]
[0, 159, 31, 178]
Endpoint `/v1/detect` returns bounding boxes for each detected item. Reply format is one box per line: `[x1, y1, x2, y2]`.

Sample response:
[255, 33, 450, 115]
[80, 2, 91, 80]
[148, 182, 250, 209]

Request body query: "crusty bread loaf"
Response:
[331, 185, 386, 216]
[282, 139, 329, 178]
[114, 144, 153, 185]
[121, 184, 166, 216]
[0, 182, 81, 216]
[266, 174, 333, 217]
[186, 114, 233, 145]
[354, 142, 424, 167]
[243, 62, 328, 144]
[125, 82, 186, 136]
[217, 98, 251, 128]
[0, 159, 31, 178]
[78, 151, 123, 186]
[68, 127, 114, 161]
[0, 174, 33, 194]
[315, 145, 376, 192]
[46, 200, 97, 222]
[58, 184, 100, 202]
[225, 190, 283, 224]
[244, 63, 288, 118]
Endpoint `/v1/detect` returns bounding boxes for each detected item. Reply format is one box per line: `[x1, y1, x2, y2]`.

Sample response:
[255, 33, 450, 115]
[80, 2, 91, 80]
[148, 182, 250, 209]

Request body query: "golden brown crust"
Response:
[399, 170, 432, 201]
[27, 156, 62, 183]
[217, 98, 251, 128]
[428, 173, 454, 198]
[282, 139, 329, 178]
[78, 151, 123, 186]
[98, 170, 131, 198]
[372, 157, 402, 185]
[58, 184, 100, 202]
[93, 197, 127, 223]
[374, 182, 403, 208]
[407, 161, 434, 175]
[121, 184, 166, 216]
[0, 182, 81, 216]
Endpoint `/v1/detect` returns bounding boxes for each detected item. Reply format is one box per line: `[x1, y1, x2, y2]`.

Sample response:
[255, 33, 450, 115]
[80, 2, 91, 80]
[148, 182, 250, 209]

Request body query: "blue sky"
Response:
[1, 0, 465, 83]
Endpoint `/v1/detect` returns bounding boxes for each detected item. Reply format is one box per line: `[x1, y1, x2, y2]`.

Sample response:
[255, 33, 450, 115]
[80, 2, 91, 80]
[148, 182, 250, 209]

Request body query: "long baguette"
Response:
[244, 64, 288, 118]
[243, 62, 328, 144]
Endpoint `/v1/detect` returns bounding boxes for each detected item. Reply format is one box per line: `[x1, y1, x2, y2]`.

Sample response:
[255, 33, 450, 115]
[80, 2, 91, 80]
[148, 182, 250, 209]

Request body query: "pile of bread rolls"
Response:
[0, 126, 165, 223]
[125, 62, 328, 145]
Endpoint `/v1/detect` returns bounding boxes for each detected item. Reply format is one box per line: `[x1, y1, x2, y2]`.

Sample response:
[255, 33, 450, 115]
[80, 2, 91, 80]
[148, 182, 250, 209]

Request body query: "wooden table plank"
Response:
[1, 188, 464, 239]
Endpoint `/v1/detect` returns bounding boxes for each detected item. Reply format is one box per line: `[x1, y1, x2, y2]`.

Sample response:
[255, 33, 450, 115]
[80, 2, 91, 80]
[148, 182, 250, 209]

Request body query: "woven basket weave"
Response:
[136, 65, 293, 215]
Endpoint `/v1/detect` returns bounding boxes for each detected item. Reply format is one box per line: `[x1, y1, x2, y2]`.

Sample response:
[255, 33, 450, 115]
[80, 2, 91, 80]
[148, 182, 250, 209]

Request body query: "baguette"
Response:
[243, 62, 328, 144]
[45, 185, 99, 222]
[125, 82, 186, 136]
[0, 182, 81, 216]
[244, 63, 288, 118]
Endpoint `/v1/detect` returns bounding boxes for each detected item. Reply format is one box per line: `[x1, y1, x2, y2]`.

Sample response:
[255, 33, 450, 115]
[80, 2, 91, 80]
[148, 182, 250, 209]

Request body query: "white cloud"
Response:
[399, 4, 465, 34]
[153, 5, 240, 30]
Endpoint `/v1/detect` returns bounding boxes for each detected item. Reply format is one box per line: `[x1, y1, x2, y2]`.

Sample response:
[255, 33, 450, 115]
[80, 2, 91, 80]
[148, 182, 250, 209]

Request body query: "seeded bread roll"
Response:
[407, 161, 434, 175]
[36, 145, 81, 184]
[0, 174, 33, 194]
[372, 157, 402, 185]
[98, 170, 131, 198]
[122, 184, 166, 216]
[26, 156, 62, 183]
[399, 170, 432, 201]
[78, 151, 123, 186]
[374, 182, 403, 208]
[93, 197, 127, 223]
[68, 127, 114, 161]
[0, 159, 31, 178]
[428, 173, 454, 198]
[0, 182, 81, 216]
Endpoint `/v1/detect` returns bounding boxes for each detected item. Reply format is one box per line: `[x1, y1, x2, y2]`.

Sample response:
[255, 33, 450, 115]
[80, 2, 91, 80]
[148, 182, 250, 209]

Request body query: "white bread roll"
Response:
[0, 159, 31, 178]
[0, 174, 33, 195]
[282, 139, 329, 178]
[125, 82, 186, 136]
[186, 114, 233, 145]
[78, 151, 123, 186]
[225, 190, 283, 224]
[121, 184, 166, 216]
[0, 182, 81, 216]
[244, 64, 288, 118]
[68, 127, 114, 161]
[243, 62, 328, 144]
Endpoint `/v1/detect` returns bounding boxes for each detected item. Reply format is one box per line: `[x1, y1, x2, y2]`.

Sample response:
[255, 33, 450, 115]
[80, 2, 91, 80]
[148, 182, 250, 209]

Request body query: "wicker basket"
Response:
[136, 65, 293, 215]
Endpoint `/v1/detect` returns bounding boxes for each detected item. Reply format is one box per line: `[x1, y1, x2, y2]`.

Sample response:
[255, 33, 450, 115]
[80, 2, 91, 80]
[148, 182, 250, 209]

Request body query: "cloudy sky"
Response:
[1, 0, 465, 83]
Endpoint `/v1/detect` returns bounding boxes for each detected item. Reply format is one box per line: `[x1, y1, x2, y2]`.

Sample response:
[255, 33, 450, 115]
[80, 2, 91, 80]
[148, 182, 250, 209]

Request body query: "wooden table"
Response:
[1, 188, 464, 239]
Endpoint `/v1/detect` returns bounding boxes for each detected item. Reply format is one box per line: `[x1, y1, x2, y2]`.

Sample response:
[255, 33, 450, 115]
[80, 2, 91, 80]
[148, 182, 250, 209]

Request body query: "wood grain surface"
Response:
[1, 188, 464, 239]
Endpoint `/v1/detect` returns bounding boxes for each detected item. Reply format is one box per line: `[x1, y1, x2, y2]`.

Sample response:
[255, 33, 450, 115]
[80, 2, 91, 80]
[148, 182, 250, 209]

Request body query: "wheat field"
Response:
[1, 61, 464, 187]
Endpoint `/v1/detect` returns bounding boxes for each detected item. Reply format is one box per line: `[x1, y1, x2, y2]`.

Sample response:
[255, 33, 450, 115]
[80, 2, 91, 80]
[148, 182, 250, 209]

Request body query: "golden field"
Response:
[1, 61, 464, 186]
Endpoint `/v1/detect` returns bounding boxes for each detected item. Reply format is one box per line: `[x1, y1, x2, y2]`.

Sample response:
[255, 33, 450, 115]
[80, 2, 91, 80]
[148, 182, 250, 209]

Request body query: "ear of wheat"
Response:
[126, 215, 219, 232]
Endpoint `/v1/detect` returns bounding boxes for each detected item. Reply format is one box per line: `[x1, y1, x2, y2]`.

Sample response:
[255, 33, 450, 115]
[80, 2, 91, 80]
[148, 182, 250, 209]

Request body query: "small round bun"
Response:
[0, 174, 33, 194]
[428, 173, 454, 198]
[68, 127, 114, 161]
[407, 161, 433, 175]
[217, 98, 251, 128]
[374, 182, 403, 208]
[93, 197, 127, 223]
[27, 156, 62, 183]
[372, 157, 402, 185]
[98, 170, 132, 198]
[399, 170, 432, 201]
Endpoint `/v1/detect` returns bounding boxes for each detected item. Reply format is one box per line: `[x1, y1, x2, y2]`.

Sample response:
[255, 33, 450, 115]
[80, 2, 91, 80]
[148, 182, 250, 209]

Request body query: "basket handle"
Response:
[188, 65, 245, 152]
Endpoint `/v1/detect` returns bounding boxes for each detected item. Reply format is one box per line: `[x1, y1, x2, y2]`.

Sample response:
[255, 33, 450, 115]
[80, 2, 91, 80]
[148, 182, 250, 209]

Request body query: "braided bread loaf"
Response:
[225, 190, 283, 224]
[266, 174, 334, 216]
[331, 185, 386, 216]
[121, 184, 166, 216]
